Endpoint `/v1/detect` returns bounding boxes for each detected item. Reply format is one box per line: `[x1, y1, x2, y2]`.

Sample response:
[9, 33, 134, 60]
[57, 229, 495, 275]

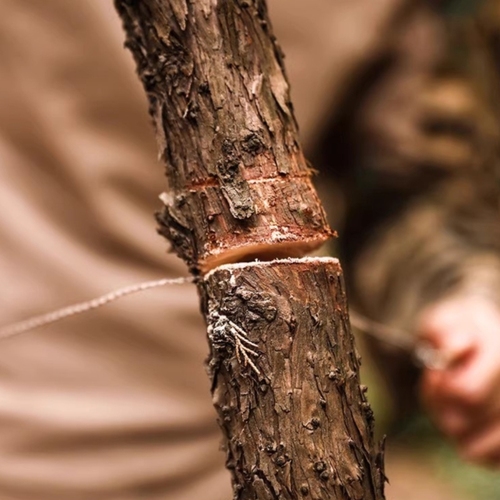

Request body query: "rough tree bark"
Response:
[115, 0, 332, 273]
[202, 258, 384, 499]
[115, 1, 386, 499]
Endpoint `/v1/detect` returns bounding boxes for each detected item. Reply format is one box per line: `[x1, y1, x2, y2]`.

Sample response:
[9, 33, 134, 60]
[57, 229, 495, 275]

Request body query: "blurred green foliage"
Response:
[440, 0, 487, 17]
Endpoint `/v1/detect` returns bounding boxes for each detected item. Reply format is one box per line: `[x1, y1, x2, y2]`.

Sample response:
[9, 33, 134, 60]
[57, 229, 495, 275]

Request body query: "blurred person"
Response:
[0, 2, 230, 499]
[0, 2, 499, 500]
[296, 0, 500, 469]
[418, 0, 500, 467]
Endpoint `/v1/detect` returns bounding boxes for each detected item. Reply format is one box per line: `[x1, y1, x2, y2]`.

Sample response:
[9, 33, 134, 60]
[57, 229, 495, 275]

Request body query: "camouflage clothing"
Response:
[308, 0, 500, 419]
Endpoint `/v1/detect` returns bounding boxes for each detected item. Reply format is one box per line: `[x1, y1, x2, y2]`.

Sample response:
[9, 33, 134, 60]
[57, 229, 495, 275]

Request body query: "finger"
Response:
[440, 347, 500, 411]
[438, 298, 500, 410]
[458, 421, 500, 468]
[420, 370, 471, 438]
[419, 325, 476, 370]
[422, 370, 500, 454]
[433, 406, 471, 439]
[422, 361, 500, 448]
[417, 304, 477, 370]
[420, 364, 468, 411]
[420, 367, 445, 408]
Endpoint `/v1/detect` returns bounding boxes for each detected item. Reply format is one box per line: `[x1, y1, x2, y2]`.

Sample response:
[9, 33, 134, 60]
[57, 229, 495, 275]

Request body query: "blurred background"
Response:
[1, 0, 500, 499]
[271, 0, 500, 498]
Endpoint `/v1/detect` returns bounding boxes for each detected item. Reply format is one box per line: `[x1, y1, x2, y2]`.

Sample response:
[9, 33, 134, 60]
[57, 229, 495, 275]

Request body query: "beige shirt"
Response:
[0, 0, 456, 499]
[0, 2, 230, 498]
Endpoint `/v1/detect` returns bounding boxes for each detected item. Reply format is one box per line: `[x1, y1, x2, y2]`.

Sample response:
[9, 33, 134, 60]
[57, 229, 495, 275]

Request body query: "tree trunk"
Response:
[202, 258, 384, 499]
[115, 1, 386, 499]
[115, 0, 332, 274]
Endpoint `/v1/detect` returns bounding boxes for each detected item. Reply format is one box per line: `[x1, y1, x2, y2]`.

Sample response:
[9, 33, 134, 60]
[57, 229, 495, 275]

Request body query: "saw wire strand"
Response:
[0, 276, 443, 368]
[0, 277, 192, 341]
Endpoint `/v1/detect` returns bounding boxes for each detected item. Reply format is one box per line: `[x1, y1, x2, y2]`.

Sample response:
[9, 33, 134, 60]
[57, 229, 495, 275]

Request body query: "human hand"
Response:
[418, 295, 500, 467]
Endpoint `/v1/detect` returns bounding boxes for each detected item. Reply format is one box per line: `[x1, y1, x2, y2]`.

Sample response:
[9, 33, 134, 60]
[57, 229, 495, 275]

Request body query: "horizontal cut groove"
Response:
[204, 256, 340, 280]
[199, 233, 334, 274]
[183, 172, 313, 191]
